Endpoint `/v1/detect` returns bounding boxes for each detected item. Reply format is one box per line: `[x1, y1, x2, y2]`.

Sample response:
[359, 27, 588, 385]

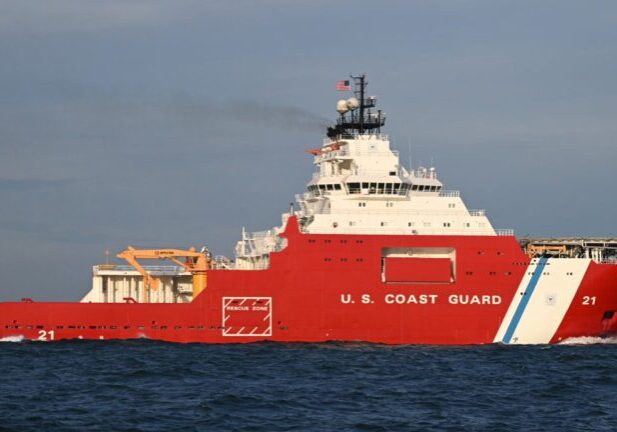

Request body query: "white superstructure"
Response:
[295, 133, 496, 236]
[84, 265, 193, 303]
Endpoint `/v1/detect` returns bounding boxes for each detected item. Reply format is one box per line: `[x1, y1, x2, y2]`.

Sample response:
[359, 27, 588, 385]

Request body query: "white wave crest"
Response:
[559, 336, 617, 345]
[0, 335, 25, 342]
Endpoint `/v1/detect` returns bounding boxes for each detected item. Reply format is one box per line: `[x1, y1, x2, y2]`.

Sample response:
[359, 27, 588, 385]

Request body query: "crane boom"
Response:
[116, 246, 210, 303]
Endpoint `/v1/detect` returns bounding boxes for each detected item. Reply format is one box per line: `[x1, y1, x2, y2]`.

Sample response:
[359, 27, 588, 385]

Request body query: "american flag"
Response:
[336, 80, 351, 91]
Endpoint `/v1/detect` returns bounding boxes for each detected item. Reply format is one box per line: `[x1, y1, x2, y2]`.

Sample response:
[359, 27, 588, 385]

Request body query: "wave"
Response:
[559, 336, 617, 345]
[0, 335, 25, 342]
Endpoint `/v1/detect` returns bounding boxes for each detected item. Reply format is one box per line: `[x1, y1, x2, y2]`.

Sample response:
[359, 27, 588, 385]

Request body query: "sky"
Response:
[0, 0, 616, 300]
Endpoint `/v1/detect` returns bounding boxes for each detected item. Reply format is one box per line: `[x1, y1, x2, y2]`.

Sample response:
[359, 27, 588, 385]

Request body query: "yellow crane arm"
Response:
[117, 248, 161, 292]
[116, 246, 210, 303]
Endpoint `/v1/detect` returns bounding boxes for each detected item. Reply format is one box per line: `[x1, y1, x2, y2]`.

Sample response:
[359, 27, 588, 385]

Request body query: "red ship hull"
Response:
[2, 218, 617, 345]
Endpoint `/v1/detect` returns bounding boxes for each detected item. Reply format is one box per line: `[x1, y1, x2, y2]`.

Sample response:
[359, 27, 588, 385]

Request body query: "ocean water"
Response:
[1, 339, 616, 432]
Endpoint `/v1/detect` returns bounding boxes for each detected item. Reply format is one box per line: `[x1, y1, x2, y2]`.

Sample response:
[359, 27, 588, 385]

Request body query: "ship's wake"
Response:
[0, 335, 25, 343]
[558, 336, 617, 345]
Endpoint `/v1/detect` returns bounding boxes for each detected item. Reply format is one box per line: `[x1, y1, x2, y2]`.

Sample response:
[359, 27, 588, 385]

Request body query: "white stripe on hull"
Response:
[494, 258, 590, 344]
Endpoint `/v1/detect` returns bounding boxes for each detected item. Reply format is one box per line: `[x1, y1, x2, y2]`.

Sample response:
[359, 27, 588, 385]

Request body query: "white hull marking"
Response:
[494, 258, 590, 344]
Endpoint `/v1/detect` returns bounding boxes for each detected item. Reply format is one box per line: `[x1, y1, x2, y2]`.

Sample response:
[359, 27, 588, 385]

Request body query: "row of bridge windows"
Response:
[309, 182, 442, 195]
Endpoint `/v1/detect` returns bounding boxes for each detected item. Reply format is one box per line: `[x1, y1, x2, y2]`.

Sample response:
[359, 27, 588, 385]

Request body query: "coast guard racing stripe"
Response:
[494, 258, 590, 344]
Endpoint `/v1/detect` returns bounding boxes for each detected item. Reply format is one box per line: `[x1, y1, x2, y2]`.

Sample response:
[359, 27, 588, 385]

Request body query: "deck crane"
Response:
[116, 246, 210, 303]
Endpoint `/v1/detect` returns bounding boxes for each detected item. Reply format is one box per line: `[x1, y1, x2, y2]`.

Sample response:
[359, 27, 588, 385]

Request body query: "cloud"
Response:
[0, 0, 321, 34]
[0, 0, 178, 33]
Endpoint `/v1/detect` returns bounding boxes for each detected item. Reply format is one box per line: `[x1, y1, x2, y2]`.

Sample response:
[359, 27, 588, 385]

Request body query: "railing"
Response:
[312, 168, 407, 180]
[305, 226, 502, 236]
[93, 265, 186, 275]
[246, 229, 279, 239]
[212, 256, 233, 270]
[350, 167, 403, 176]
[295, 192, 312, 202]
[322, 134, 389, 145]
[496, 229, 515, 236]
[408, 171, 438, 180]
[319, 150, 398, 159]
[469, 209, 486, 216]
[439, 190, 460, 197]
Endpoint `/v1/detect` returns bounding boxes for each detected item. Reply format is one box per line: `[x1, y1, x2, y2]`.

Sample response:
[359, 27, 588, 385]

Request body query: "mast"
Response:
[356, 74, 366, 133]
[327, 74, 385, 139]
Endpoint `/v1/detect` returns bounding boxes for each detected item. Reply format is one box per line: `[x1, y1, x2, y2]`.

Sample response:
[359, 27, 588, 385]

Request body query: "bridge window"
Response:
[362, 182, 369, 188]
[393, 183, 400, 193]
[347, 183, 361, 194]
[378, 183, 385, 194]
[334, 184, 341, 190]
[369, 183, 377, 194]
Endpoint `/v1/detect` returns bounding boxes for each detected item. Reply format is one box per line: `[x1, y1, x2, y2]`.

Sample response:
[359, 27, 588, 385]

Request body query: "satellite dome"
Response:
[336, 99, 349, 114]
[346, 97, 360, 110]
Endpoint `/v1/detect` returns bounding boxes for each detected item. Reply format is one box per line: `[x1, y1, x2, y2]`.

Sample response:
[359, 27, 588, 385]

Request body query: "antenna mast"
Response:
[327, 74, 386, 139]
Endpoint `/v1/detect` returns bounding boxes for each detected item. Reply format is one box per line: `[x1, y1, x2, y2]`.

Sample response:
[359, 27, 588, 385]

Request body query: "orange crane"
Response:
[116, 246, 210, 303]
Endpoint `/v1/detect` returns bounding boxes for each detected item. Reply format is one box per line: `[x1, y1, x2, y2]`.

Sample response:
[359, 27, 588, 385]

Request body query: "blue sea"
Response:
[1, 338, 616, 431]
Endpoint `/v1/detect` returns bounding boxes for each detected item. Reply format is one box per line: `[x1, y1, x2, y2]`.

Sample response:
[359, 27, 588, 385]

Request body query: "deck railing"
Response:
[439, 190, 461, 197]
[93, 265, 186, 275]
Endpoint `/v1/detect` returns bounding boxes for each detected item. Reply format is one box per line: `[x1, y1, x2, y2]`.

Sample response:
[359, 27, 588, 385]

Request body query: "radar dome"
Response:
[336, 99, 349, 114]
[346, 97, 360, 110]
